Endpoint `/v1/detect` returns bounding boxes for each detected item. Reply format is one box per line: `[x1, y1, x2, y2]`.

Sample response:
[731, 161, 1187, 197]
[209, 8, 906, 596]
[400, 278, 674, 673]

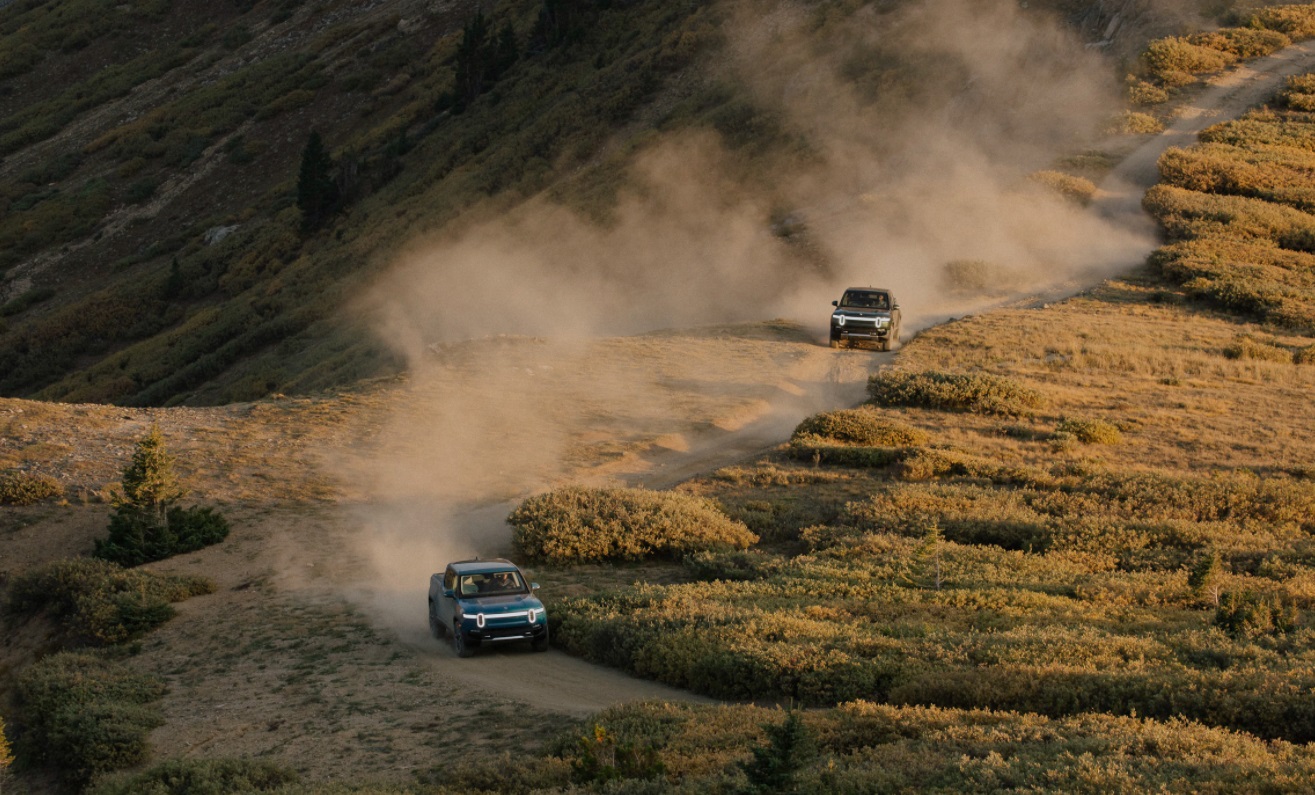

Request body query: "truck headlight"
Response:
[833, 315, 846, 326]
[528, 608, 542, 623]
[474, 613, 485, 629]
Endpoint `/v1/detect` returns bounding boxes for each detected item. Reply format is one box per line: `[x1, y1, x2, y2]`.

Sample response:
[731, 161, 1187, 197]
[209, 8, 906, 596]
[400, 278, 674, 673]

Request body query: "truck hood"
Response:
[458, 594, 545, 614]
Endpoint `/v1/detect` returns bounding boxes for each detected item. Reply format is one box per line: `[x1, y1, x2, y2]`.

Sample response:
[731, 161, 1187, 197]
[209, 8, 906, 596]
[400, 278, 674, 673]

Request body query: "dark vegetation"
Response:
[0, 0, 726, 406]
[93, 428, 230, 567]
[1, 428, 230, 789]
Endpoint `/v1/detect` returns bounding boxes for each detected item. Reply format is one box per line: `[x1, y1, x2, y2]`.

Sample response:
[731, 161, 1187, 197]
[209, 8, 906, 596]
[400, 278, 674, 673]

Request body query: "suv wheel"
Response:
[453, 624, 473, 658]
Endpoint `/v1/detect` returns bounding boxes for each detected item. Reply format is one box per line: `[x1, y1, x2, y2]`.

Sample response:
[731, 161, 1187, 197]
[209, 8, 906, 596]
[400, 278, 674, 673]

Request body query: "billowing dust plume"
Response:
[344, 0, 1160, 634]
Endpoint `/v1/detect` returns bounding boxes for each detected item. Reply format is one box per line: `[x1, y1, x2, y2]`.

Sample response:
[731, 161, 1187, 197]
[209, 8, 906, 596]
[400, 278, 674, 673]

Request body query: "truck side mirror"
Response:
[531, 583, 540, 591]
[831, 300, 838, 307]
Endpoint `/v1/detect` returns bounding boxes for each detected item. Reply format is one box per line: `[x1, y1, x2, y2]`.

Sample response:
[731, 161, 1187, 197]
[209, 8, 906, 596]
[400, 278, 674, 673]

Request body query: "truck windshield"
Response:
[459, 571, 526, 596]
[841, 291, 889, 309]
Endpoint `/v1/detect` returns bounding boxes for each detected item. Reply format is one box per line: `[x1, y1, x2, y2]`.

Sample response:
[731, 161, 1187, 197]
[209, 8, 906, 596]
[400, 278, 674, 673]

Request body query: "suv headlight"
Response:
[528, 607, 542, 623]
[833, 314, 846, 326]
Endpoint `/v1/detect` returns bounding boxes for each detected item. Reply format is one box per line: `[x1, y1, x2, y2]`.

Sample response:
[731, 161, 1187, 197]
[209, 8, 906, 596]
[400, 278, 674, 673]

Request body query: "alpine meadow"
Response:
[4, 0, 1315, 793]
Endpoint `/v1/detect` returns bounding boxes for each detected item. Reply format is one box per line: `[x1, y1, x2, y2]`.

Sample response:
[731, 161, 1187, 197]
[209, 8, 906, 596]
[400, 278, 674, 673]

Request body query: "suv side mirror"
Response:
[531, 583, 540, 591]
[831, 300, 838, 307]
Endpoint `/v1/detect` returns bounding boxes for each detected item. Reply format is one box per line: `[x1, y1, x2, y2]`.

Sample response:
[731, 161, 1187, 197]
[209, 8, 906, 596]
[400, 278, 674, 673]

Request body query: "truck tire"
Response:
[453, 625, 474, 658]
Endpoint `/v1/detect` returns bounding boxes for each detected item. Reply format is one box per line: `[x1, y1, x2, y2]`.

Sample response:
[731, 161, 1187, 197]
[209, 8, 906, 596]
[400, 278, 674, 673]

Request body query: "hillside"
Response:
[1, 0, 1200, 407]
[6, 1, 1315, 794]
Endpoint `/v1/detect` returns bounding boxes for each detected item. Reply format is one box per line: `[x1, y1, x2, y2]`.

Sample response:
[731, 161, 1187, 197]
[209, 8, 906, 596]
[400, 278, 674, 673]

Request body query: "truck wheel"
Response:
[532, 626, 550, 652]
[453, 625, 473, 658]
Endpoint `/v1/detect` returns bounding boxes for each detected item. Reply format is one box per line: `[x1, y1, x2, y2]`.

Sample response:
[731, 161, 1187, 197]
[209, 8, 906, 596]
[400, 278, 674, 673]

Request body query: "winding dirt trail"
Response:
[349, 40, 1315, 714]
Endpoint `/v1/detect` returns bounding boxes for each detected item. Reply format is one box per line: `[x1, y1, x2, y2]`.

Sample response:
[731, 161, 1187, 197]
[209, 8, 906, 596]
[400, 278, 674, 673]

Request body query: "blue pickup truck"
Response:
[428, 558, 550, 657]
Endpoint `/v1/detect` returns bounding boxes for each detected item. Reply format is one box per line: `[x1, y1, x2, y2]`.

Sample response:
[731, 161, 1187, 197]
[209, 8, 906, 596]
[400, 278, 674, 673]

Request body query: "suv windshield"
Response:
[458, 570, 526, 597]
[841, 291, 890, 310]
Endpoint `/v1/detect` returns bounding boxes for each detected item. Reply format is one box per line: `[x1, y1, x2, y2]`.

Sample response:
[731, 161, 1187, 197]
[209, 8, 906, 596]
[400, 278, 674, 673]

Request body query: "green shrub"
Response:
[685, 550, 787, 582]
[1214, 590, 1298, 638]
[5, 558, 215, 645]
[0, 469, 63, 505]
[95, 505, 231, 567]
[93, 428, 230, 566]
[868, 370, 1044, 416]
[12, 651, 166, 787]
[791, 408, 929, 447]
[87, 758, 300, 795]
[1055, 417, 1122, 445]
[786, 441, 905, 469]
[509, 487, 758, 564]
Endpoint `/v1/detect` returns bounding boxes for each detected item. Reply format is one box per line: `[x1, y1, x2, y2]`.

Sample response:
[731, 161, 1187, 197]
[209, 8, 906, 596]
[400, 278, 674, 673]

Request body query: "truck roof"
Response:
[447, 558, 520, 575]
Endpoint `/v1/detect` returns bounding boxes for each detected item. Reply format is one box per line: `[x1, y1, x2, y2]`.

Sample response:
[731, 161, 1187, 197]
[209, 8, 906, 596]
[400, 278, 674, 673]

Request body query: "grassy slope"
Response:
[6, 4, 1315, 794]
[0, 0, 1193, 408]
[0, 0, 725, 406]
[497, 50, 1315, 795]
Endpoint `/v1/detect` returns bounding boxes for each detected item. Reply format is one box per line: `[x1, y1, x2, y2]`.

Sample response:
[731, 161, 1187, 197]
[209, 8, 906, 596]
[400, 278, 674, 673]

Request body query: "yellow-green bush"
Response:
[1111, 110, 1164, 134]
[87, 759, 300, 795]
[509, 487, 758, 563]
[1224, 333, 1294, 362]
[868, 370, 1044, 416]
[1125, 79, 1169, 106]
[4, 558, 215, 645]
[1028, 170, 1096, 205]
[792, 407, 929, 447]
[1055, 417, 1122, 445]
[1187, 28, 1290, 58]
[1241, 4, 1315, 40]
[1281, 73, 1315, 111]
[12, 652, 166, 787]
[1140, 37, 1235, 83]
[0, 469, 63, 505]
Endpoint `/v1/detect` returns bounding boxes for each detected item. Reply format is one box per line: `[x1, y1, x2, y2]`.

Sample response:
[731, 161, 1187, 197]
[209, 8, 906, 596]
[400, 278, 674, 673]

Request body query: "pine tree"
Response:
[296, 130, 338, 232]
[95, 428, 229, 566]
[116, 426, 186, 521]
[1188, 548, 1224, 607]
[915, 518, 945, 590]
[739, 711, 817, 794]
[454, 10, 493, 106]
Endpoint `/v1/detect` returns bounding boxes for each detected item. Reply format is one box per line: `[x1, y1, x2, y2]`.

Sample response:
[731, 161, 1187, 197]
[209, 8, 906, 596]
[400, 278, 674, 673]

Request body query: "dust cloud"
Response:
[343, 0, 1160, 635]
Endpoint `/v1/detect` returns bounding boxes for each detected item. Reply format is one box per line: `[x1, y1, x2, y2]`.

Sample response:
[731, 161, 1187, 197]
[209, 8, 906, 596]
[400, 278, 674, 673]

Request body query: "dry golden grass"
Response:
[863, 277, 1315, 475]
